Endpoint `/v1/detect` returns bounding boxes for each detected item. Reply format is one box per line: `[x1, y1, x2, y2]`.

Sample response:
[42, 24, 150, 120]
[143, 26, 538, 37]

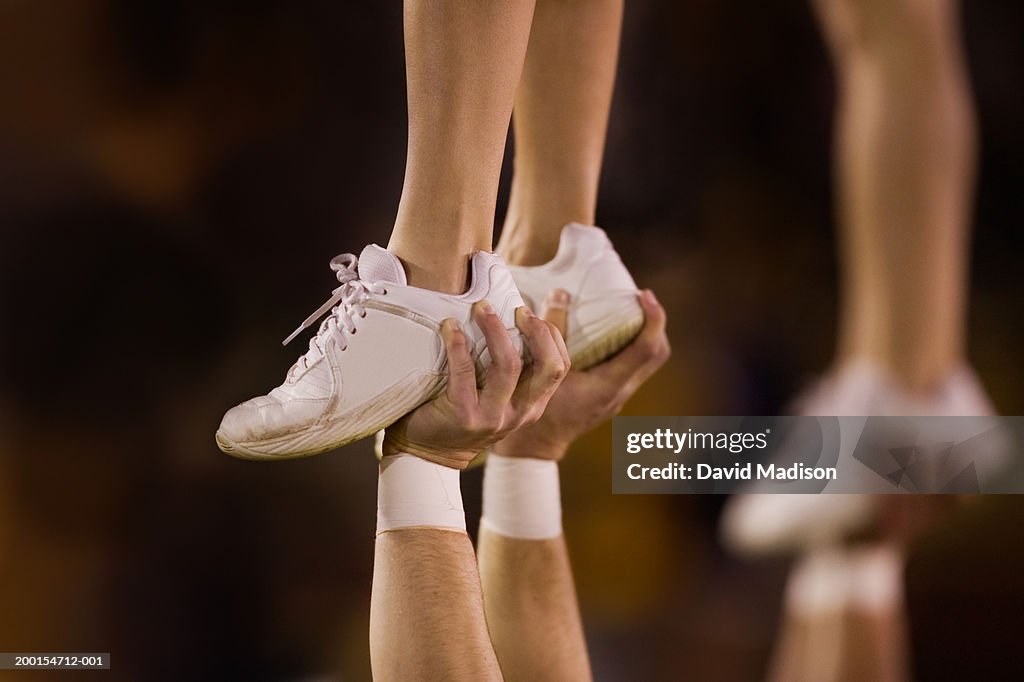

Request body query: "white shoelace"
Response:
[283, 253, 387, 372]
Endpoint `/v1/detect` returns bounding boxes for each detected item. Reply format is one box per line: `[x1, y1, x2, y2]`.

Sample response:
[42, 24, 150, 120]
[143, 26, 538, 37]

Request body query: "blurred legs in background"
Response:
[387, 0, 536, 293]
[778, 1, 979, 680]
[820, 0, 976, 391]
[725, 1, 987, 680]
[815, 0, 978, 676]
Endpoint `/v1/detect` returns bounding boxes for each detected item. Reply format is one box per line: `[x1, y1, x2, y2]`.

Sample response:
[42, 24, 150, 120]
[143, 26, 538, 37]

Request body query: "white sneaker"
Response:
[506, 223, 643, 369]
[216, 245, 524, 460]
[720, 362, 1001, 556]
[791, 361, 996, 419]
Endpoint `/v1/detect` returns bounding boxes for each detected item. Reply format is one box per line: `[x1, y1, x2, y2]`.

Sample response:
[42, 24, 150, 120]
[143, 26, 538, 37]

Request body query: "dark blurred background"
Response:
[1, 1, 1022, 680]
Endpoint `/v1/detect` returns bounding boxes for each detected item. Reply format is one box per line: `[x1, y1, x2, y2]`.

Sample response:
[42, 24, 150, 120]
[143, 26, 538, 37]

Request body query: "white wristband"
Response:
[376, 454, 466, 535]
[481, 453, 562, 540]
[784, 547, 852, 616]
[847, 545, 904, 613]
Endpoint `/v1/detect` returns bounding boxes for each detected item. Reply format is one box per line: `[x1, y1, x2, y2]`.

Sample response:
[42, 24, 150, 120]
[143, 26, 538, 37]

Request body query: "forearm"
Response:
[478, 528, 591, 681]
[371, 530, 502, 681]
[367, 303, 570, 680]
[470, 288, 666, 680]
[370, 454, 502, 681]
[477, 453, 591, 681]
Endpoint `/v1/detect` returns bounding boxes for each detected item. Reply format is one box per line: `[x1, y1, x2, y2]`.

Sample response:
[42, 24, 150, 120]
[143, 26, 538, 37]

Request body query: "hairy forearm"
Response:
[371, 530, 502, 681]
[478, 528, 591, 682]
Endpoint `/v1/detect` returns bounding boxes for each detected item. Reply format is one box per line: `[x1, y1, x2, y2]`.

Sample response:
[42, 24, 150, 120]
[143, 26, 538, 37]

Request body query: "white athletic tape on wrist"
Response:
[784, 547, 852, 615]
[481, 453, 562, 540]
[847, 545, 904, 613]
[376, 454, 466, 534]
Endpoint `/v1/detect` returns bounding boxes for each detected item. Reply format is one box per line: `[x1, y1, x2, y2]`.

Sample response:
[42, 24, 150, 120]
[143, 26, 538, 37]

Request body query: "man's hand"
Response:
[493, 289, 670, 461]
[382, 301, 570, 469]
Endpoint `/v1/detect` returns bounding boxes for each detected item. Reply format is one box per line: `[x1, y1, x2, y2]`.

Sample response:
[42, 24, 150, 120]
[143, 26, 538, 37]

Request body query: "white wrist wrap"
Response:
[785, 547, 852, 615]
[481, 453, 562, 540]
[847, 545, 904, 613]
[376, 454, 466, 535]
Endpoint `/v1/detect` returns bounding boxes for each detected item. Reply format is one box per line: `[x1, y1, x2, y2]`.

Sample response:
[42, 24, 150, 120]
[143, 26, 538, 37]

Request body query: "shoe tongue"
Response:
[357, 244, 408, 285]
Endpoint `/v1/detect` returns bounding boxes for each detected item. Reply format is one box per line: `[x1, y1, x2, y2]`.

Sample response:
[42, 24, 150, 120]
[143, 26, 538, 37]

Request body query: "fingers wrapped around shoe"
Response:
[440, 318, 478, 410]
[475, 300, 523, 412]
[381, 302, 570, 469]
[509, 306, 570, 427]
[492, 289, 670, 462]
[590, 289, 671, 400]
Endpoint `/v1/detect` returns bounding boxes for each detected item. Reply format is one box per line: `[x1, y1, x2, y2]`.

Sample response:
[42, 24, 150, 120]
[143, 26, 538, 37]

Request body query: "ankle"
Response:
[885, 355, 962, 396]
[499, 183, 595, 266]
[386, 242, 471, 294]
[497, 238, 559, 267]
[835, 351, 961, 396]
[496, 223, 561, 267]
[389, 198, 493, 293]
[402, 259, 470, 294]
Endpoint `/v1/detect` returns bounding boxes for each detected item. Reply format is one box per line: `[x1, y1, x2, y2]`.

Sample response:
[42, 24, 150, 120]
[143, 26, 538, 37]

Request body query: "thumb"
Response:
[540, 289, 570, 342]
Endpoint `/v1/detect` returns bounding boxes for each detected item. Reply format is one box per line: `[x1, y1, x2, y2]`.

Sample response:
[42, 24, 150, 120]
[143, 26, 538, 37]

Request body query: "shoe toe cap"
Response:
[218, 395, 325, 445]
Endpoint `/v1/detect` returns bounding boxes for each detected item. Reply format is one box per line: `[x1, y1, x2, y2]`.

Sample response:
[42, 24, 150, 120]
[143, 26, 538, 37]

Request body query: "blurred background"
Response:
[1, 1, 1022, 680]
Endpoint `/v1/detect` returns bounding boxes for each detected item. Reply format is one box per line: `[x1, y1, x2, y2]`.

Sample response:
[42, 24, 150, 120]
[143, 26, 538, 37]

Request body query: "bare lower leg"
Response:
[497, 0, 624, 266]
[817, 0, 976, 391]
[389, 0, 537, 292]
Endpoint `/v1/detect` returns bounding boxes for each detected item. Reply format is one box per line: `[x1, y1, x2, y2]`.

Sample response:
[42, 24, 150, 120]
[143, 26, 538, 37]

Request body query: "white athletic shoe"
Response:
[506, 223, 643, 369]
[216, 245, 524, 460]
[720, 362, 1001, 556]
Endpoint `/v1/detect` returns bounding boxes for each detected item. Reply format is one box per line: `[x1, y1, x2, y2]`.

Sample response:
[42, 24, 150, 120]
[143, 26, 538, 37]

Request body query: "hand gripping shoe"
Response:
[216, 245, 524, 460]
[506, 223, 644, 369]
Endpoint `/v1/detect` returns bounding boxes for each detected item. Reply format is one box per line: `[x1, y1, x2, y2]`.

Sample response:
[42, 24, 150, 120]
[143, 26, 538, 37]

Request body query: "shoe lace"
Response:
[282, 253, 388, 373]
